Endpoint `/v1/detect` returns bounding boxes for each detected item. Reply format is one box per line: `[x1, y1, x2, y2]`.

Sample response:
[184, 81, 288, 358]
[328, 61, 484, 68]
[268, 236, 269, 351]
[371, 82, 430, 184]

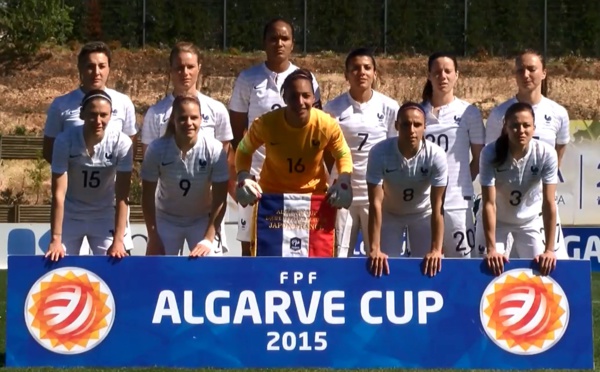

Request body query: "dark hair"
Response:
[169, 41, 202, 67]
[81, 89, 112, 112]
[516, 49, 548, 96]
[281, 68, 315, 99]
[493, 102, 535, 166]
[164, 94, 201, 137]
[397, 101, 426, 120]
[78, 41, 112, 68]
[263, 17, 295, 42]
[344, 47, 377, 71]
[422, 51, 458, 102]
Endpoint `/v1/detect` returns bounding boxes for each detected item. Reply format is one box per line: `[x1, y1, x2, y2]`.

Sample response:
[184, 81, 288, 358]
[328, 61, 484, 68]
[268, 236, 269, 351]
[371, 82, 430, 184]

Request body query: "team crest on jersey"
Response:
[199, 159, 208, 171]
[544, 114, 551, 123]
[112, 109, 118, 115]
[290, 237, 302, 251]
[420, 167, 429, 175]
[454, 115, 461, 124]
[202, 114, 209, 122]
[311, 139, 321, 147]
[105, 153, 113, 161]
[530, 165, 539, 175]
[377, 113, 385, 121]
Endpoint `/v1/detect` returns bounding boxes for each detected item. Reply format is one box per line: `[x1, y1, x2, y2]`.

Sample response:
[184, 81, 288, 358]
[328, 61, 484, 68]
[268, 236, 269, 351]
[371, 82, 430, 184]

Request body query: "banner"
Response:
[564, 226, 600, 271]
[7, 256, 593, 369]
[255, 194, 336, 257]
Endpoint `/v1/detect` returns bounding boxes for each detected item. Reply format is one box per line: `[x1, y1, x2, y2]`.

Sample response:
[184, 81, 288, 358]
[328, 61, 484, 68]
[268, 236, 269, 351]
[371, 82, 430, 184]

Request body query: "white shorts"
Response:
[474, 215, 569, 259]
[335, 204, 369, 257]
[380, 211, 428, 258]
[62, 216, 114, 256]
[156, 216, 223, 256]
[505, 210, 565, 259]
[443, 207, 475, 258]
[236, 203, 255, 242]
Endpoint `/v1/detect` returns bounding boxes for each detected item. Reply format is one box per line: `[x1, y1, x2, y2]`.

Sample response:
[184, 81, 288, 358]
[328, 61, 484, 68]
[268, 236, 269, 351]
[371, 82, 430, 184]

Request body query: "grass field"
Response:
[0, 271, 598, 372]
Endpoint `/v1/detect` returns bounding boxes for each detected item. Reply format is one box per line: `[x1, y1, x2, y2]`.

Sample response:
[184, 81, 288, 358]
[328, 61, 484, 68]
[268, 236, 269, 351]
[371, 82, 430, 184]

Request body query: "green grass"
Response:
[1, 271, 598, 371]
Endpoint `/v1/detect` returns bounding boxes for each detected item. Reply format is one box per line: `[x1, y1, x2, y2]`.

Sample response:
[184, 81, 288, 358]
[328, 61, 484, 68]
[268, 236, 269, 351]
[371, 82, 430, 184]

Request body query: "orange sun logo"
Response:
[480, 268, 569, 355]
[24, 267, 115, 354]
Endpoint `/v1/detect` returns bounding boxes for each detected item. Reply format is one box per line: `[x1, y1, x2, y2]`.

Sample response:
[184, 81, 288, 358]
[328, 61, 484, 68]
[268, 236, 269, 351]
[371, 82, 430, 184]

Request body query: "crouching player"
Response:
[46, 90, 133, 261]
[367, 102, 448, 277]
[141, 95, 229, 257]
[477, 102, 568, 276]
[234, 68, 354, 256]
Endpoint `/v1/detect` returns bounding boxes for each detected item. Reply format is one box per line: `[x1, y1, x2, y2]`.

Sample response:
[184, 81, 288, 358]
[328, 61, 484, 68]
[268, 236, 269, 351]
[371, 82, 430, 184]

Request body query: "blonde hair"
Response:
[169, 41, 202, 67]
[163, 94, 202, 137]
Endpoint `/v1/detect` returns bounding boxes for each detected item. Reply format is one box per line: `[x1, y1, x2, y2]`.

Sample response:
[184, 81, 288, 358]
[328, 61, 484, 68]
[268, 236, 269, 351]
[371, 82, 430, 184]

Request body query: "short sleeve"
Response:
[386, 100, 400, 138]
[44, 99, 63, 138]
[478, 144, 497, 187]
[51, 133, 70, 174]
[542, 145, 559, 184]
[210, 140, 230, 183]
[229, 72, 251, 113]
[465, 104, 485, 145]
[214, 102, 234, 142]
[122, 96, 138, 136]
[116, 134, 134, 172]
[430, 146, 448, 187]
[311, 73, 322, 108]
[556, 106, 570, 145]
[140, 141, 161, 182]
[366, 143, 384, 185]
[141, 106, 160, 145]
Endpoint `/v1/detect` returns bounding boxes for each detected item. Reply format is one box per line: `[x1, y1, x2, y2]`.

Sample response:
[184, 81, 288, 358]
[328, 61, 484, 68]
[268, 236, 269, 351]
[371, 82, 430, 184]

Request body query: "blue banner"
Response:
[564, 226, 600, 271]
[7, 256, 593, 369]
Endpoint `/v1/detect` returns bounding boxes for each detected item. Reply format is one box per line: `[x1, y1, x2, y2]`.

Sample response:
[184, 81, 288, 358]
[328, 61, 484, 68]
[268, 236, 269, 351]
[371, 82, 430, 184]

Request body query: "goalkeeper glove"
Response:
[326, 174, 353, 209]
[236, 171, 262, 207]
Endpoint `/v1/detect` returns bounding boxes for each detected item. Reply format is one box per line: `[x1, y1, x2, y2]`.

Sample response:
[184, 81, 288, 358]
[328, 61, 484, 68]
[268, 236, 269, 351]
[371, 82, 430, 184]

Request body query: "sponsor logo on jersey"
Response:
[480, 268, 569, 355]
[290, 237, 302, 251]
[25, 267, 115, 355]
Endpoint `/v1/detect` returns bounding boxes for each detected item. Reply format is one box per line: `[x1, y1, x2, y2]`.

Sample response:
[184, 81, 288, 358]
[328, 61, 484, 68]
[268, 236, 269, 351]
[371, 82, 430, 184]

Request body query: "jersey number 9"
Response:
[180, 179, 191, 196]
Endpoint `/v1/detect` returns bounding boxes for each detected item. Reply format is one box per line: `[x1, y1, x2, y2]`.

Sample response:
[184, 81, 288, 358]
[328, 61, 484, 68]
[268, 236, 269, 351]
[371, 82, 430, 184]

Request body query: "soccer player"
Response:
[367, 102, 448, 278]
[45, 90, 133, 261]
[422, 52, 485, 258]
[42, 41, 137, 254]
[323, 47, 399, 257]
[229, 18, 321, 256]
[235, 68, 353, 242]
[477, 102, 568, 276]
[141, 95, 229, 257]
[141, 42, 234, 252]
[481, 49, 569, 256]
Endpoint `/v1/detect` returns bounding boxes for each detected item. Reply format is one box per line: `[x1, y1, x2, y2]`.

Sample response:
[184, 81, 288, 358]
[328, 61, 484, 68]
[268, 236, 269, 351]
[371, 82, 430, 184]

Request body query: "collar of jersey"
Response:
[347, 90, 376, 111]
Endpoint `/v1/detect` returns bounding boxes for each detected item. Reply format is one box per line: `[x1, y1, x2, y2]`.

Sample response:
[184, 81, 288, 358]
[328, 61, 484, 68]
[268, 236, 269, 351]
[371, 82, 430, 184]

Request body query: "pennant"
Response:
[254, 194, 336, 257]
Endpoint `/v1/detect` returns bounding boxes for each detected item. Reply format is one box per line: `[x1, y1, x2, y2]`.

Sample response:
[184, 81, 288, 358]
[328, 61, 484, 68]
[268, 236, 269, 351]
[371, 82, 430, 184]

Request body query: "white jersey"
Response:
[44, 88, 137, 138]
[141, 92, 233, 146]
[51, 126, 134, 220]
[485, 96, 570, 146]
[228, 62, 321, 176]
[323, 91, 399, 205]
[366, 138, 448, 216]
[140, 134, 229, 226]
[479, 139, 558, 225]
[423, 98, 485, 210]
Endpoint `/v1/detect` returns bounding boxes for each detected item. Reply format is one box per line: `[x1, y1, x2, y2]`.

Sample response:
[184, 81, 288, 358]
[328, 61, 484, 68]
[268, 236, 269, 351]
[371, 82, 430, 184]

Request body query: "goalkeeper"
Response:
[235, 68, 354, 253]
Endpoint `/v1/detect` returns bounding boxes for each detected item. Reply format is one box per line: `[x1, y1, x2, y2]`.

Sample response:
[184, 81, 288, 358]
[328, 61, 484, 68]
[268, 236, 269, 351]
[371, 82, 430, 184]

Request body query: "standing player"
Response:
[477, 102, 567, 276]
[235, 69, 352, 227]
[421, 52, 485, 258]
[141, 95, 229, 257]
[42, 41, 137, 255]
[46, 90, 133, 261]
[367, 102, 448, 278]
[323, 47, 399, 257]
[141, 42, 234, 253]
[229, 18, 321, 256]
[482, 49, 569, 256]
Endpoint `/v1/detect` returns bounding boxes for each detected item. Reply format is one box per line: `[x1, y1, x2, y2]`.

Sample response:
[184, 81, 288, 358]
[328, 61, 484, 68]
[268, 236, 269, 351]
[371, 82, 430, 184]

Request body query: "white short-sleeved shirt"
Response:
[479, 139, 558, 224]
[228, 62, 321, 177]
[141, 134, 229, 226]
[423, 98, 485, 210]
[367, 138, 448, 216]
[141, 92, 233, 146]
[51, 126, 134, 220]
[44, 88, 137, 138]
[323, 91, 399, 205]
[485, 97, 570, 146]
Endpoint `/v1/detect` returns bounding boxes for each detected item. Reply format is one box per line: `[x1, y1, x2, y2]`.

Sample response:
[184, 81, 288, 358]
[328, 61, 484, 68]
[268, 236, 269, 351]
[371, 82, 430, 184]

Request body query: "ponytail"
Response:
[541, 78, 548, 97]
[422, 80, 433, 102]
[493, 130, 510, 167]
